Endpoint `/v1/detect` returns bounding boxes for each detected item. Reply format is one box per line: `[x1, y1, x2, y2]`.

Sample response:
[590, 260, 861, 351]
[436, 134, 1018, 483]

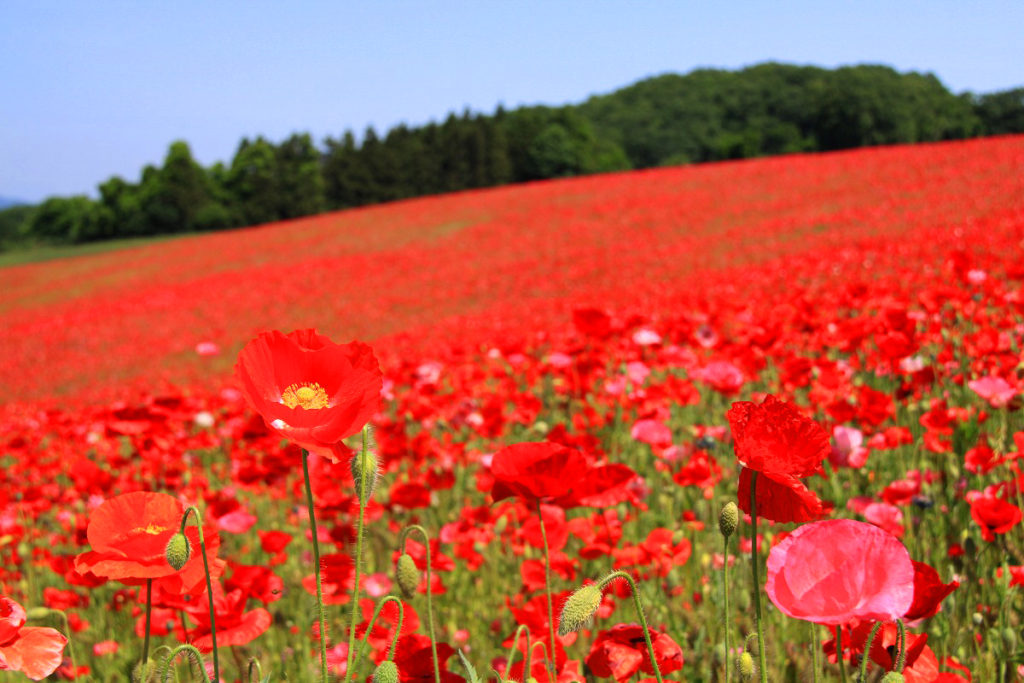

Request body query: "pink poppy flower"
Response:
[765, 519, 914, 625]
[968, 376, 1017, 408]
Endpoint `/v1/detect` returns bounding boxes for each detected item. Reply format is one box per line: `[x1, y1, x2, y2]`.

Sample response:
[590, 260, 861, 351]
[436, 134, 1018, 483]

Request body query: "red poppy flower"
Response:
[585, 624, 684, 681]
[490, 443, 636, 509]
[0, 597, 67, 681]
[490, 442, 589, 505]
[904, 561, 959, 623]
[969, 494, 1022, 542]
[728, 395, 831, 523]
[765, 519, 914, 626]
[235, 329, 382, 460]
[75, 491, 222, 594]
[727, 395, 829, 477]
[189, 588, 271, 652]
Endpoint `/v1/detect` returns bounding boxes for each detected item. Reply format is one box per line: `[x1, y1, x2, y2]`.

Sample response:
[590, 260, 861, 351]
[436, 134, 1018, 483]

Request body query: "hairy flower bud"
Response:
[880, 673, 905, 683]
[396, 553, 420, 599]
[351, 447, 379, 504]
[373, 660, 399, 683]
[558, 584, 602, 636]
[738, 651, 756, 681]
[165, 532, 191, 571]
[719, 501, 739, 538]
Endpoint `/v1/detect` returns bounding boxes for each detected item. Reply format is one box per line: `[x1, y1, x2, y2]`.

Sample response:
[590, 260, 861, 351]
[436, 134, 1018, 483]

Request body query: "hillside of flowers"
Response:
[1, 136, 1023, 681]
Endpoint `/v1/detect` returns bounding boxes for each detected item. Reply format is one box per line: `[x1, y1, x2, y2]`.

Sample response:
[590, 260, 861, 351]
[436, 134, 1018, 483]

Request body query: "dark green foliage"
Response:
[11, 62, 1022, 249]
[972, 87, 1024, 136]
[0, 204, 36, 250]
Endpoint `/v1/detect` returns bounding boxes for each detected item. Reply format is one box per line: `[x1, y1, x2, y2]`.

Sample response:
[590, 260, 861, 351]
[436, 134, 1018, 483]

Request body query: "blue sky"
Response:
[3, 1, 1022, 203]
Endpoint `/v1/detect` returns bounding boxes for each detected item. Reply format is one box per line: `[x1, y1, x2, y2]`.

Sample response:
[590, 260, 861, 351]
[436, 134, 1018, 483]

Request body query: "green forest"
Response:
[3, 62, 1023, 250]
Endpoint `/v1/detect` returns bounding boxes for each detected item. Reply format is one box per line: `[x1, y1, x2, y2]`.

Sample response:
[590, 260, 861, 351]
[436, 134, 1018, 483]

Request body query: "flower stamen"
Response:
[282, 382, 330, 410]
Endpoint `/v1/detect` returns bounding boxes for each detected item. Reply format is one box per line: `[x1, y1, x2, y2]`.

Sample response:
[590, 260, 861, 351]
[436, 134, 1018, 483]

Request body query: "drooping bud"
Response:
[132, 659, 158, 682]
[880, 673, 905, 683]
[373, 660, 399, 683]
[350, 447, 379, 504]
[396, 553, 420, 599]
[737, 651, 756, 681]
[165, 532, 192, 570]
[25, 607, 51, 620]
[719, 502, 739, 538]
[558, 584, 603, 636]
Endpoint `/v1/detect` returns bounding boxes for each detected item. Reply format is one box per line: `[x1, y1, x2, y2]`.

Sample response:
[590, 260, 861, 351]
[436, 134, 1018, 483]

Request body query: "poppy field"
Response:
[2, 135, 1024, 681]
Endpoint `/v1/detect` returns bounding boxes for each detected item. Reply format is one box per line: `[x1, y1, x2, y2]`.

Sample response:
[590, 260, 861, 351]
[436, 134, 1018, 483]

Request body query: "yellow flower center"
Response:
[281, 382, 330, 410]
[133, 524, 168, 535]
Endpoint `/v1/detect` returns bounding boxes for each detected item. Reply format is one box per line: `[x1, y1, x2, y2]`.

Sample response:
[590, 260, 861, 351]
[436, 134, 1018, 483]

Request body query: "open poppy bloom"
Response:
[75, 491, 222, 594]
[235, 329, 382, 460]
[490, 442, 636, 509]
[765, 519, 915, 625]
[585, 624, 684, 681]
[0, 597, 67, 681]
[727, 395, 831, 523]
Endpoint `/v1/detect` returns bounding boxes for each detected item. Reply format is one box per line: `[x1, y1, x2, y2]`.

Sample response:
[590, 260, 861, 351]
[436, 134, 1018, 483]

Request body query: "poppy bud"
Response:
[1002, 626, 1018, 651]
[558, 584, 602, 636]
[396, 553, 420, 599]
[351, 448, 379, 504]
[719, 502, 739, 538]
[165, 532, 191, 570]
[373, 660, 399, 683]
[25, 607, 51, 620]
[737, 651, 756, 681]
[880, 673, 904, 683]
[132, 659, 158, 682]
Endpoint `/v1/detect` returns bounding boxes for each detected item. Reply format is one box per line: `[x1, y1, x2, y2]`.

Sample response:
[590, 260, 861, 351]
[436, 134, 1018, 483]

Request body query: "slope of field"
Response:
[2, 136, 1023, 405]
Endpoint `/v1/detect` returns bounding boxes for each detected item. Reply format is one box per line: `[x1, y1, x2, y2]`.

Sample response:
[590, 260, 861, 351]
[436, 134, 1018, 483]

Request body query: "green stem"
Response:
[302, 448, 329, 683]
[723, 532, 732, 683]
[399, 525, 441, 683]
[749, 472, 768, 683]
[598, 571, 664, 683]
[835, 625, 848, 683]
[353, 596, 406, 667]
[247, 657, 263, 682]
[858, 621, 883, 681]
[159, 644, 207, 682]
[536, 501, 558, 681]
[503, 625, 531, 683]
[181, 506, 219, 683]
[895, 619, 906, 672]
[142, 579, 153, 667]
[344, 428, 372, 683]
[811, 622, 820, 683]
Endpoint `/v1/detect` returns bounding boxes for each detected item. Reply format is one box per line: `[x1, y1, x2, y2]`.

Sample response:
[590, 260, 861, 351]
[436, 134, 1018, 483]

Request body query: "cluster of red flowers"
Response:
[0, 137, 1022, 680]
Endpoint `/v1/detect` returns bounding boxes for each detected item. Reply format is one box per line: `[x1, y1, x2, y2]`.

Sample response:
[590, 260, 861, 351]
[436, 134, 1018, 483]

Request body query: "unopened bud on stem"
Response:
[719, 501, 739, 539]
[396, 553, 420, 599]
[558, 584, 602, 636]
[165, 532, 191, 570]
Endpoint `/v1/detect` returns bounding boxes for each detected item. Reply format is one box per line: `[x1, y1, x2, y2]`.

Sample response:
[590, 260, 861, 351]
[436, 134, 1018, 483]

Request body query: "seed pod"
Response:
[558, 584, 602, 636]
[880, 673, 905, 683]
[373, 660, 399, 683]
[165, 532, 191, 571]
[719, 502, 739, 538]
[396, 553, 420, 599]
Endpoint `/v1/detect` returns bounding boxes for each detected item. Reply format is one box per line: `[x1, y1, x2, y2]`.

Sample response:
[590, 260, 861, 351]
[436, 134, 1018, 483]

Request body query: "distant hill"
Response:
[0, 197, 27, 209]
[6, 63, 1024, 251]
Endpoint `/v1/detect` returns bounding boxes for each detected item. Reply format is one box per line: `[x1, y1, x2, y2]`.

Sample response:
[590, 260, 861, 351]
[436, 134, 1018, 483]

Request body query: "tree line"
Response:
[3, 63, 1022, 250]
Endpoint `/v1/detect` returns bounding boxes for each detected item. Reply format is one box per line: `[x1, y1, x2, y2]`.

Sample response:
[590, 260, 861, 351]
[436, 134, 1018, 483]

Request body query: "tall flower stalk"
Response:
[344, 425, 377, 683]
[397, 524, 441, 683]
[302, 447, 330, 683]
[749, 473, 768, 683]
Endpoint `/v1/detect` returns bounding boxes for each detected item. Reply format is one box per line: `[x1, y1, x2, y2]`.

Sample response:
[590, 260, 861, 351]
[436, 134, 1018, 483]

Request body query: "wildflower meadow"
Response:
[1, 135, 1023, 681]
